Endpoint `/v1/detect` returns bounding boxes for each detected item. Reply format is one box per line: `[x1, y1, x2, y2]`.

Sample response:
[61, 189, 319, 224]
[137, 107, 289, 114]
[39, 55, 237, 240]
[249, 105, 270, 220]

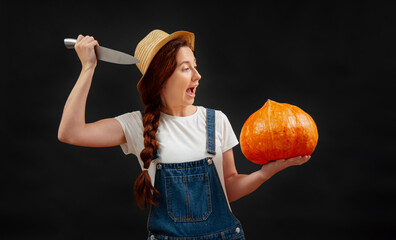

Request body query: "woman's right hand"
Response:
[75, 34, 99, 70]
[58, 34, 126, 147]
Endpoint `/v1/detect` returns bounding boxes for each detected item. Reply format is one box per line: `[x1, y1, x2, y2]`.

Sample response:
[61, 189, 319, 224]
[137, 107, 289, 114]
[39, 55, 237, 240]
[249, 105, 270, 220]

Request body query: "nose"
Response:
[192, 68, 201, 82]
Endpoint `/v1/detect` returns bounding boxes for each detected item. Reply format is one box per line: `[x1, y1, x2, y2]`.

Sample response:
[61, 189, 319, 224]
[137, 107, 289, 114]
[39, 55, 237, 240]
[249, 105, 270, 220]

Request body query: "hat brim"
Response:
[137, 31, 195, 92]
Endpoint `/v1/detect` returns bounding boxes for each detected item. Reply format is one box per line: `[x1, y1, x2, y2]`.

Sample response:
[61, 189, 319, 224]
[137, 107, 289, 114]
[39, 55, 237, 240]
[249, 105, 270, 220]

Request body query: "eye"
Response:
[183, 67, 190, 72]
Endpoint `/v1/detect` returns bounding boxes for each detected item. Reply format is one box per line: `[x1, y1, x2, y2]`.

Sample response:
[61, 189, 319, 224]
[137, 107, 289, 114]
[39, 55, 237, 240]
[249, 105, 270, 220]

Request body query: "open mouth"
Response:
[186, 87, 195, 97]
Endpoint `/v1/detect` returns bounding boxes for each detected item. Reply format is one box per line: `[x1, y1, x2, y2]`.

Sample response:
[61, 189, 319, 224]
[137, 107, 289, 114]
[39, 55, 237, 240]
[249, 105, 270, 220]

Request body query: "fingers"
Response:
[286, 155, 311, 166]
[76, 34, 84, 41]
[297, 155, 310, 165]
[75, 34, 99, 49]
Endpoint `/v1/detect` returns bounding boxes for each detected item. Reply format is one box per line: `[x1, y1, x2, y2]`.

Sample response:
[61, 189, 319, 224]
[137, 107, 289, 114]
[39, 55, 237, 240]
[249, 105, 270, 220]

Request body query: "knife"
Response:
[64, 38, 140, 65]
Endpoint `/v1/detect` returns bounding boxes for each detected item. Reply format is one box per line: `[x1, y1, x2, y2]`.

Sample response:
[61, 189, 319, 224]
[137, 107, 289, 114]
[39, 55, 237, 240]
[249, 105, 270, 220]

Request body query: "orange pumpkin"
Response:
[240, 100, 318, 165]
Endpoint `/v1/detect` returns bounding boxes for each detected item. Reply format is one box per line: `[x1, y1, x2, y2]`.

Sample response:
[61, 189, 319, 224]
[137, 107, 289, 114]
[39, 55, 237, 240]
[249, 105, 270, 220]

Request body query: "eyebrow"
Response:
[178, 59, 197, 66]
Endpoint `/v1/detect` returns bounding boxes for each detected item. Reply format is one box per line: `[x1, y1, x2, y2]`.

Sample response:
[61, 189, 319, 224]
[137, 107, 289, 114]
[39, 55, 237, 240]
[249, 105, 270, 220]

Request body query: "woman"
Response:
[58, 29, 310, 239]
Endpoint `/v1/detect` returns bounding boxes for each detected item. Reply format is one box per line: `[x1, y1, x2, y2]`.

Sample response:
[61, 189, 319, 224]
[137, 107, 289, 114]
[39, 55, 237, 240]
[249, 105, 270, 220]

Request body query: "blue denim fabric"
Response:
[206, 108, 216, 155]
[148, 222, 244, 240]
[147, 109, 245, 239]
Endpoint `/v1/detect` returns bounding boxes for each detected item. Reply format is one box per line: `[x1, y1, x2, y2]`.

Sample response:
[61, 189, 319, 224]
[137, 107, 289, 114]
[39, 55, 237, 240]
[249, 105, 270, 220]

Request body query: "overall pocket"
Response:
[165, 173, 212, 222]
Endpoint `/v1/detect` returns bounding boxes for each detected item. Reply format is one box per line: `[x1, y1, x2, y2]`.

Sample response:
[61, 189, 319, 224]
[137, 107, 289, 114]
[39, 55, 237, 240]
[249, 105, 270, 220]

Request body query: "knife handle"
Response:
[64, 38, 77, 49]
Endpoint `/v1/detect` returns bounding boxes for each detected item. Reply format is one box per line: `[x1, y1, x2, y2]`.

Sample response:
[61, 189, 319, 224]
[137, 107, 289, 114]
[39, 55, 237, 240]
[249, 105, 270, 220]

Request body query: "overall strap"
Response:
[206, 108, 216, 155]
[140, 111, 159, 160]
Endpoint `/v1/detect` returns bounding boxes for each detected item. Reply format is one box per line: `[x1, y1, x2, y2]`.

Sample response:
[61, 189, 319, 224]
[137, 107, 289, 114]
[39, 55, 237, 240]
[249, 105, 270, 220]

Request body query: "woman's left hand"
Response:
[258, 155, 311, 180]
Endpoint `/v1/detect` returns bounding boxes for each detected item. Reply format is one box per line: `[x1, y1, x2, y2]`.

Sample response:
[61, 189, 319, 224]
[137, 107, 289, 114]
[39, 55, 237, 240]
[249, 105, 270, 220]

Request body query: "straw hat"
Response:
[135, 29, 195, 89]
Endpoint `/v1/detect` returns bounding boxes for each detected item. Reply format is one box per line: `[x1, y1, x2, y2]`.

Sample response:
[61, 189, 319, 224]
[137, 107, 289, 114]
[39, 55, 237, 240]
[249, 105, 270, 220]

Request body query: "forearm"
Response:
[224, 156, 311, 202]
[225, 170, 268, 202]
[58, 67, 94, 141]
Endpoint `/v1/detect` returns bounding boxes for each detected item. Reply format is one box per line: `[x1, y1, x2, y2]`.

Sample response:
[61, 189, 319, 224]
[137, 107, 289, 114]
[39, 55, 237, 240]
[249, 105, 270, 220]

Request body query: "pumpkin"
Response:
[240, 100, 318, 165]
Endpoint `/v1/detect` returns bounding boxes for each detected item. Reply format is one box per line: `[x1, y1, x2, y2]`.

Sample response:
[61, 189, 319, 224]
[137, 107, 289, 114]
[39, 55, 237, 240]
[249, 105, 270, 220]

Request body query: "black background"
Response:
[3, 1, 396, 239]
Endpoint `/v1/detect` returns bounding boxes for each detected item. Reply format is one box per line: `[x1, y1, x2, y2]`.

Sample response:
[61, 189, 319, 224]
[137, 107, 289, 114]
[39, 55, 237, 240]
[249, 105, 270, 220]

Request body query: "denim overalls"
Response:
[147, 109, 245, 240]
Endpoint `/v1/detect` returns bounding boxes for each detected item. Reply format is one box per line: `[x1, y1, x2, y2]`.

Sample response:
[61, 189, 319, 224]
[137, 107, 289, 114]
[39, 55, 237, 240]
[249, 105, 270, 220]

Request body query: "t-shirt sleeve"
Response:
[217, 111, 239, 153]
[114, 111, 143, 155]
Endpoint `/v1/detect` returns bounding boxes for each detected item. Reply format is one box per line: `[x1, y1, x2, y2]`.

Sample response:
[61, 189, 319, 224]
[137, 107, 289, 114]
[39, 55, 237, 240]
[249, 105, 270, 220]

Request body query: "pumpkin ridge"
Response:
[267, 101, 275, 160]
[284, 104, 296, 158]
[287, 105, 302, 156]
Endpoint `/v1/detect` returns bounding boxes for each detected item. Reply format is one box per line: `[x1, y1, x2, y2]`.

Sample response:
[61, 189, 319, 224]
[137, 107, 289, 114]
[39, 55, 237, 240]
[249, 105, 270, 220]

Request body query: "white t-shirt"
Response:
[115, 106, 239, 203]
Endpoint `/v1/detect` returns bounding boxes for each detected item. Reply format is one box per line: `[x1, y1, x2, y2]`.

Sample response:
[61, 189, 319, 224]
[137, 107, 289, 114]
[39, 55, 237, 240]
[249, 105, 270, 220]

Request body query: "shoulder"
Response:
[114, 111, 143, 128]
[116, 110, 142, 120]
[198, 106, 229, 124]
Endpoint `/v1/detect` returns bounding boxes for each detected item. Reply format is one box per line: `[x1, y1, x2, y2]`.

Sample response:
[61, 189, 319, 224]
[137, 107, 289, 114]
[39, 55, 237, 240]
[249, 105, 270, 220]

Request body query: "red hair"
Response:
[134, 38, 192, 209]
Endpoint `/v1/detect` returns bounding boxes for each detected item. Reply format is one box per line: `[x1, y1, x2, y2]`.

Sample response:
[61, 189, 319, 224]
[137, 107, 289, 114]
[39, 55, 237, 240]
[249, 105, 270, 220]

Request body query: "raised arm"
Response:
[58, 35, 126, 147]
[223, 148, 310, 202]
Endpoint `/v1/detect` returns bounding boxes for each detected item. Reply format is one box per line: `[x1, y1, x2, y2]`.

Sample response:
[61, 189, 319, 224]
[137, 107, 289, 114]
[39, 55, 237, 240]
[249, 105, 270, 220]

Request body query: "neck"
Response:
[160, 105, 197, 117]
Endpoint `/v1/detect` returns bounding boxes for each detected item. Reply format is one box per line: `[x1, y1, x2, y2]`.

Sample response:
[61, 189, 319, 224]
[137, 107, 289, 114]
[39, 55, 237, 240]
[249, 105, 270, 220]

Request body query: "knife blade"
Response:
[64, 38, 140, 65]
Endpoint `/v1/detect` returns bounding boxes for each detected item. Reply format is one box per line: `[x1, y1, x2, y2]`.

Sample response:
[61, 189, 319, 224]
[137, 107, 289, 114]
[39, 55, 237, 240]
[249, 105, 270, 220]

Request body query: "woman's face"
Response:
[160, 46, 201, 110]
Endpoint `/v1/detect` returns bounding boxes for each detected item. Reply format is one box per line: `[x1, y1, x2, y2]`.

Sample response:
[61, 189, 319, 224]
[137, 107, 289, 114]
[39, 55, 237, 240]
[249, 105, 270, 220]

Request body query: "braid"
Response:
[141, 103, 160, 165]
[134, 102, 161, 209]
